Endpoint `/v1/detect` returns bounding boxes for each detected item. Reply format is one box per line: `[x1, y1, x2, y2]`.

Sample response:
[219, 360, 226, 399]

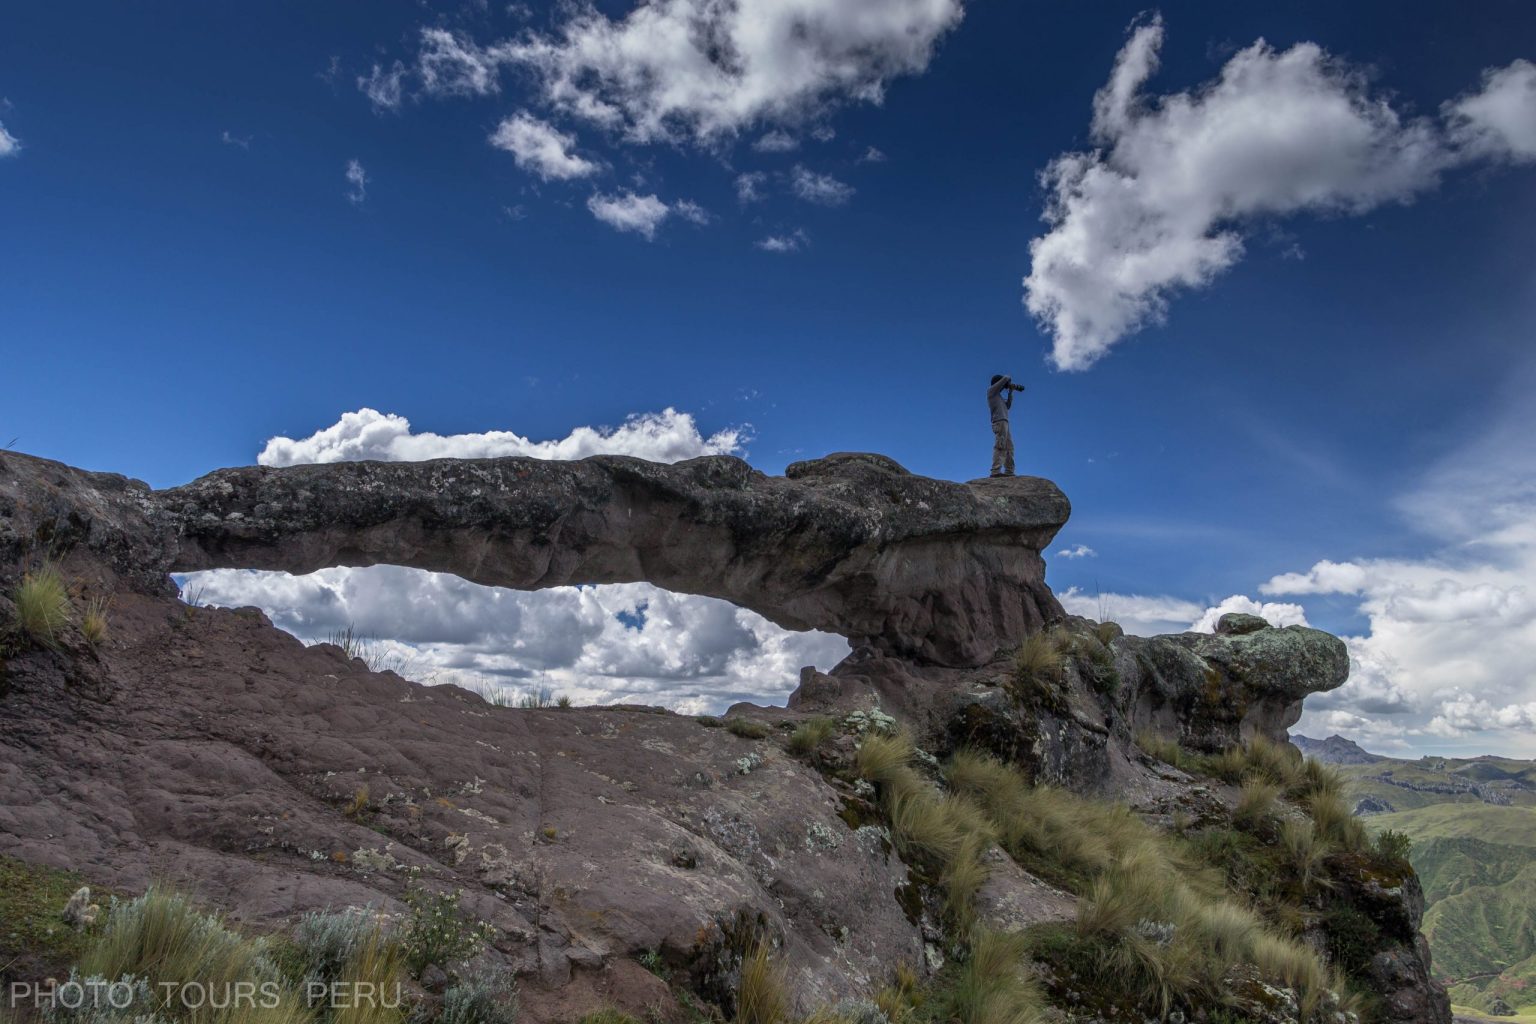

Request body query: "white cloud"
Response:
[182, 568, 848, 714]
[220, 131, 252, 149]
[358, 61, 407, 112]
[417, 27, 503, 98]
[586, 190, 671, 239]
[493, 0, 965, 145]
[1187, 594, 1309, 634]
[195, 408, 841, 712]
[673, 199, 710, 225]
[1058, 586, 1203, 637]
[1024, 17, 1536, 371]
[1264, 379, 1536, 756]
[1446, 59, 1536, 162]
[489, 112, 599, 180]
[258, 407, 744, 467]
[0, 120, 20, 157]
[790, 164, 854, 205]
[1056, 544, 1096, 559]
[858, 145, 886, 163]
[756, 229, 808, 253]
[344, 159, 368, 204]
[753, 129, 799, 153]
[735, 171, 768, 203]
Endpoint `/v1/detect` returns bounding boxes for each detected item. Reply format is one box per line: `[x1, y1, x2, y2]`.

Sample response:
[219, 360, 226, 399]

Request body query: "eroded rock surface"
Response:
[1, 450, 1070, 667]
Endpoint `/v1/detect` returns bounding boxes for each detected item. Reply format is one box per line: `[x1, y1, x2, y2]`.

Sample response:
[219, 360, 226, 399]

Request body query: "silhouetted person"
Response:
[988, 374, 1025, 477]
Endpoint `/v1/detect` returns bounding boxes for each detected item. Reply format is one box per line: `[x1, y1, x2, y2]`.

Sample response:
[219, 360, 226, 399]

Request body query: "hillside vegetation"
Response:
[1317, 744, 1536, 1016]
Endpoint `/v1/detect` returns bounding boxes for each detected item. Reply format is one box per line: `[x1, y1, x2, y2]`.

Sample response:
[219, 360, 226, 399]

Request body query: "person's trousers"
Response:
[991, 419, 1015, 476]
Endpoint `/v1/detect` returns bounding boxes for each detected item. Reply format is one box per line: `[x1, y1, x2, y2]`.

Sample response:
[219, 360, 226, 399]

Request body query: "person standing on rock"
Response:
[988, 374, 1025, 477]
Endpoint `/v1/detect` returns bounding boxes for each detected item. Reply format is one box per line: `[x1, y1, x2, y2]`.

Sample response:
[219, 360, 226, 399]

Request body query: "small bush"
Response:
[577, 1012, 640, 1024]
[735, 943, 788, 1024]
[398, 886, 494, 977]
[14, 566, 70, 645]
[78, 886, 313, 1024]
[786, 717, 837, 756]
[290, 909, 379, 986]
[696, 716, 724, 728]
[1373, 828, 1412, 867]
[555, 695, 573, 709]
[516, 687, 556, 710]
[725, 718, 770, 740]
[1092, 621, 1121, 646]
[439, 968, 518, 1024]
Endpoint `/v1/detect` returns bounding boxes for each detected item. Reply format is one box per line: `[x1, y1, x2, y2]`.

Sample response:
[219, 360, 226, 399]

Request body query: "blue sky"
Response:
[4, 1, 1535, 753]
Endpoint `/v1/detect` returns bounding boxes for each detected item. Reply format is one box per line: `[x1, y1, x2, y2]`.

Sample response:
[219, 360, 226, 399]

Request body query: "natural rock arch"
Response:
[156, 452, 1071, 667]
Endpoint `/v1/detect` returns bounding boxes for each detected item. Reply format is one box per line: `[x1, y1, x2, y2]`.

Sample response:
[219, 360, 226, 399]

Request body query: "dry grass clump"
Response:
[947, 750, 1332, 1016]
[1232, 778, 1282, 831]
[1012, 632, 1065, 691]
[79, 886, 316, 1024]
[941, 930, 1045, 1024]
[81, 596, 110, 647]
[855, 734, 993, 933]
[1279, 818, 1334, 892]
[786, 717, 837, 756]
[726, 718, 771, 740]
[735, 943, 789, 1024]
[13, 565, 70, 645]
[1136, 730, 1193, 771]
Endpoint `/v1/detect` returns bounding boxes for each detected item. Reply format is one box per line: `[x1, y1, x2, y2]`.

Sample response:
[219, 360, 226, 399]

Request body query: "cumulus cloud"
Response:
[1056, 544, 1096, 559]
[489, 0, 965, 145]
[358, 61, 407, 112]
[0, 120, 20, 157]
[191, 408, 844, 712]
[1024, 17, 1536, 370]
[489, 112, 599, 180]
[586, 190, 672, 238]
[1275, 380, 1536, 755]
[183, 568, 848, 713]
[220, 130, 251, 149]
[258, 407, 744, 467]
[344, 159, 368, 204]
[1187, 594, 1309, 634]
[790, 164, 854, 205]
[1446, 59, 1536, 161]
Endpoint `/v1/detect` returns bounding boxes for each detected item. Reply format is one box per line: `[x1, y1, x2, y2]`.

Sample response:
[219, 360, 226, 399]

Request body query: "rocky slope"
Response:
[0, 449, 1450, 1022]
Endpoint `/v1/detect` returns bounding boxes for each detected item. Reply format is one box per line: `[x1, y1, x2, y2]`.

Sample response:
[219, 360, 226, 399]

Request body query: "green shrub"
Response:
[696, 716, 724, 728]
[1323, 905, 1381, 975]
[1372, 828, 1412, 867]
[439, 969, 518, 1024]
[786, 717, 837, 756]
[1279, 819, 1332, 892]
[725, 718, 770, 740]
[14, 565, 70, 645]
[398, 886, 493, 977]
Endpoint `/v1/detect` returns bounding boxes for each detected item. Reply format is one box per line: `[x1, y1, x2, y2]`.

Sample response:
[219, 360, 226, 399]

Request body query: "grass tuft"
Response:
[786, 717, 837, 756]
[14, 565, 70, 645]
[942, 930, 1044, 1024]
[81, 596, 110, 647]
[735, 943, 789, 1024]
[725, 717, 771, 740]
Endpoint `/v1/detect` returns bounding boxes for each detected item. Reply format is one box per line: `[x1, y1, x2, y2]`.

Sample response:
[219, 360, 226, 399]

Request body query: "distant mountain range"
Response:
[1292, 735, 1536, 1017]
